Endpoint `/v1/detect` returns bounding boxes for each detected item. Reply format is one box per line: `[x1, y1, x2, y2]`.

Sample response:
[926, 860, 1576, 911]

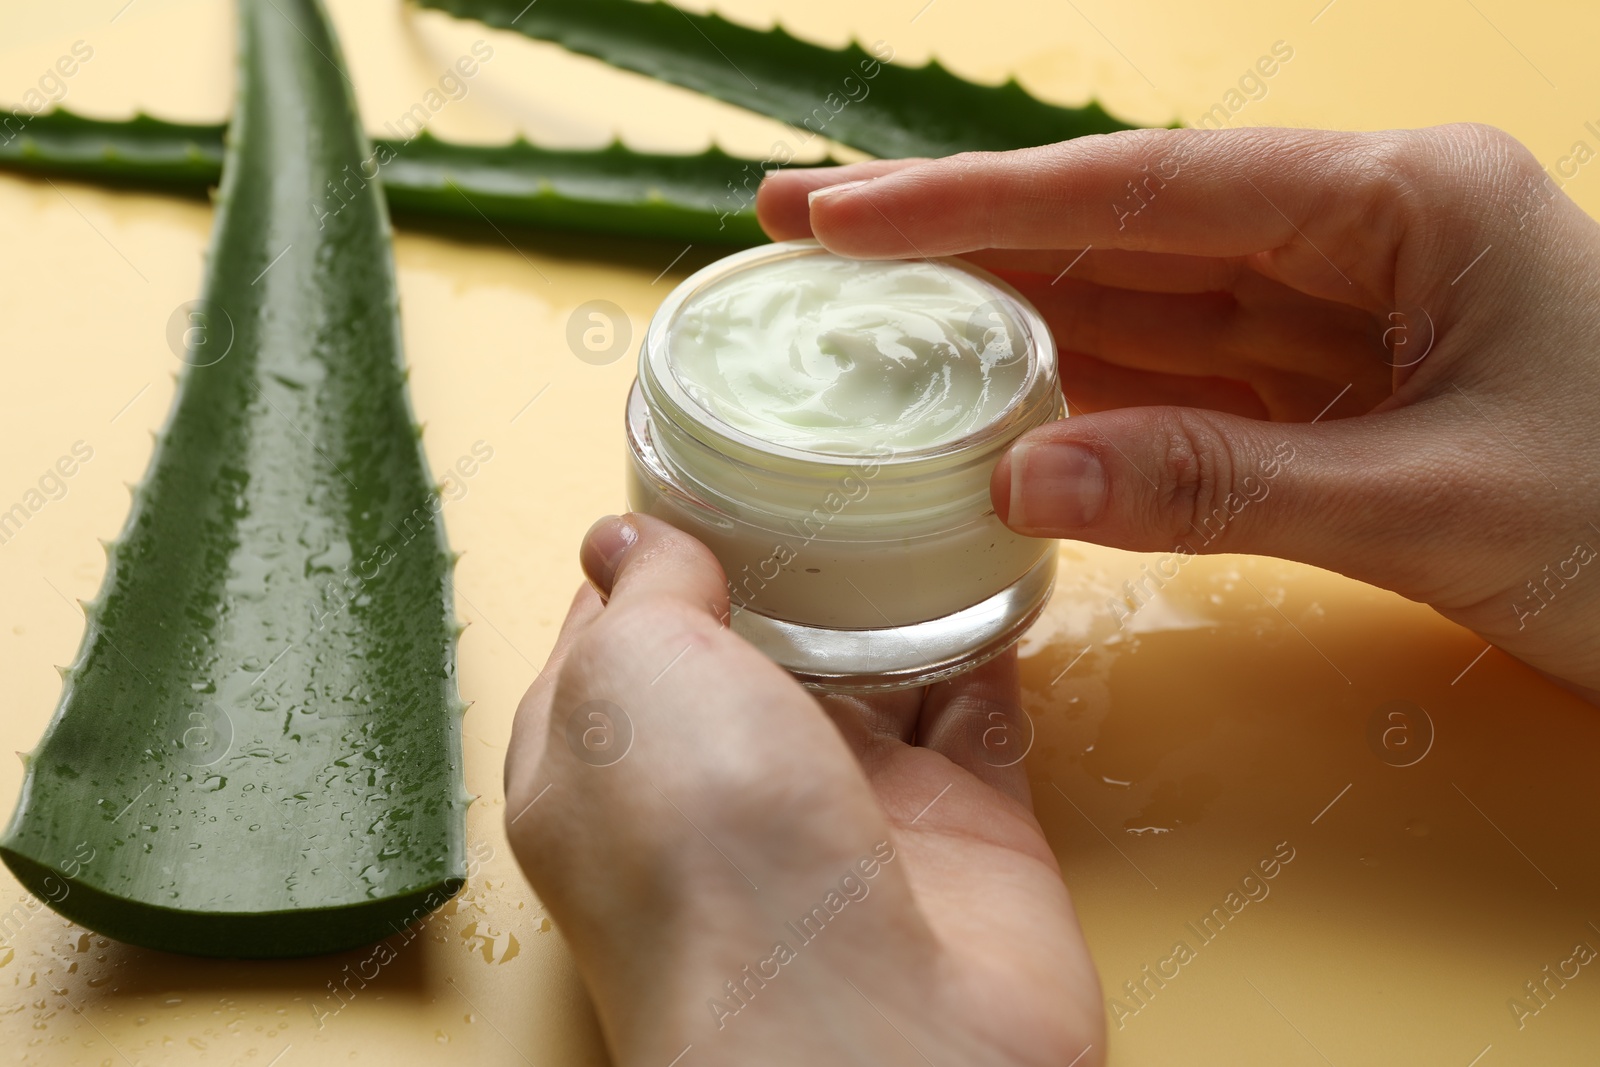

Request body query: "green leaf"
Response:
[0, 109, 225, 187]
[413, 0, 1151, 157]
[1, 0, 469, 957]
[382, 130, 767, 242]
[0, 108, 769, 244]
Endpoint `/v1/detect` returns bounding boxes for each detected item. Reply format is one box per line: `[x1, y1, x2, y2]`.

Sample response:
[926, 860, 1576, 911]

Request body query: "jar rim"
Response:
[638, 239, 1059, 470]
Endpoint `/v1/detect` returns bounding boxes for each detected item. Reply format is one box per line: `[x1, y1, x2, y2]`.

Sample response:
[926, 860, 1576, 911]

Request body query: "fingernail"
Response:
[580, 515, 638, 598]
[1008, 440, 1106, 530]
[808, 178, 872, 206]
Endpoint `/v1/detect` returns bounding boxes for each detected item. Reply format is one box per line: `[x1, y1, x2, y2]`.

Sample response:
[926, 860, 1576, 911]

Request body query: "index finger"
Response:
[792, 124, 1525, 308]
[755, 157, 927, 240]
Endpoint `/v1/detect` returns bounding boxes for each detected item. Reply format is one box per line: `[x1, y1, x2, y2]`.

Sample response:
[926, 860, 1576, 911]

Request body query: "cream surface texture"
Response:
[667, 254, 1028, 452]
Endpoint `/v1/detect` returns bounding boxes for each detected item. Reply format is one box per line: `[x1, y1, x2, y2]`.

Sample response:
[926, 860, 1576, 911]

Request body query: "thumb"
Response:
[989, 404, 1475, 597]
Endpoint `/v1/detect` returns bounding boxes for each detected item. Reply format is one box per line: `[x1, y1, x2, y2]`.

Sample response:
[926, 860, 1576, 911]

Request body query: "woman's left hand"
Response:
[502, 513, 1105, 1067]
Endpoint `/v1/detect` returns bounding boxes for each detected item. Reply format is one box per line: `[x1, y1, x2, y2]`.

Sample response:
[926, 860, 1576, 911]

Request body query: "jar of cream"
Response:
[625, 239, 1061, 691]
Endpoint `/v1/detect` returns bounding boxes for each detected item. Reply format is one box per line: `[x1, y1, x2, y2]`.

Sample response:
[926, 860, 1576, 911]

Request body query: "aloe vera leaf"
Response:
[413, 0, 1149, 157]
[0, 109, 769, 244]
[0, 110, 225, 187]
[0, 0, 468, 958]
[381, 131, 768, 242]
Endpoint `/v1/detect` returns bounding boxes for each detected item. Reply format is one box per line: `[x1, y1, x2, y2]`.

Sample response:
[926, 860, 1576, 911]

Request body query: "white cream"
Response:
[666, 254, 1030, 453]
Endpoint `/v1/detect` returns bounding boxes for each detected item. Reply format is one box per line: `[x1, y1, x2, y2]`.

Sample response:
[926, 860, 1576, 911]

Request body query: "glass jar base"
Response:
[730, 552, 1056, 693]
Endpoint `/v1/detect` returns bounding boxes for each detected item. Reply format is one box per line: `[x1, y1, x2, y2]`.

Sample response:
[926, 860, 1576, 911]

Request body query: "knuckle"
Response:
[1443, 122, 1541, 176]
[1090, 126, 1195, 170]
[1354, 131, 1426, 200]
[1400, 124, 1546, 229]
[695, 757, 820, 822]
[569, 595, 714, 682]
[1361, 125, 1531, 186]
[1153, 409, 1241, 551]
[1097, 127, 1163, 156]
[1313, 130, 1435, 296]
[1341, 131, 1431, 234]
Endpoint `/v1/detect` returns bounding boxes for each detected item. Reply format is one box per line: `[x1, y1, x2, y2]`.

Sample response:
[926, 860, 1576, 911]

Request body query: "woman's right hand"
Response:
[759, 124, 1600, 700]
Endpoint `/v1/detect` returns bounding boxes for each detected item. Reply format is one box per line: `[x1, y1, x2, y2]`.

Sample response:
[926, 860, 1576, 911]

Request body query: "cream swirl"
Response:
[667, 252, 1031, 453]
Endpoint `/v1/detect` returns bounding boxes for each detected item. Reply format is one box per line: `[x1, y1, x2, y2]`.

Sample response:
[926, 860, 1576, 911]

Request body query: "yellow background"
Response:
[3, 1, 1599, 1063]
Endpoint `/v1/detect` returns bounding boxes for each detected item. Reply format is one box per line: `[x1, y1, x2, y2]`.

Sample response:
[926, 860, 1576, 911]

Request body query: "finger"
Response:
[577, 513, 634, 603]
[962, 246, 1252, 294]
[804, 125, 1518, 310]
[1007, 273, 1381, 390]
[816, 687, 923, 758]
[581, 512, 731, 623]
[504, 582, 605, 799]
[1055, 350, 1269, 419]
[756, 158, 927, 241]
[913, 649, 1033, 807]
[988, 401, 1486, 600]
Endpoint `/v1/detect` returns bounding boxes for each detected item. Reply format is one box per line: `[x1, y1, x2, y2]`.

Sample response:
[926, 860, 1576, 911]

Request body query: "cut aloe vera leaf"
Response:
[415, 0, 1151, 157]
[0, 0, 468, 958]
[0, 109, 769, 244]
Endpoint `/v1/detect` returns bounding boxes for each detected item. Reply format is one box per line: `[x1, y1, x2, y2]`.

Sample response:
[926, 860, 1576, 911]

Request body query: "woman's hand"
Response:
[504, 514, 1104, 1067]
[759, 125, 1600, 700]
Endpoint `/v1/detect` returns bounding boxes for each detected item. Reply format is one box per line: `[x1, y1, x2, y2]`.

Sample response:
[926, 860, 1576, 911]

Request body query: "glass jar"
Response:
[625, 240, 1061, 691]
